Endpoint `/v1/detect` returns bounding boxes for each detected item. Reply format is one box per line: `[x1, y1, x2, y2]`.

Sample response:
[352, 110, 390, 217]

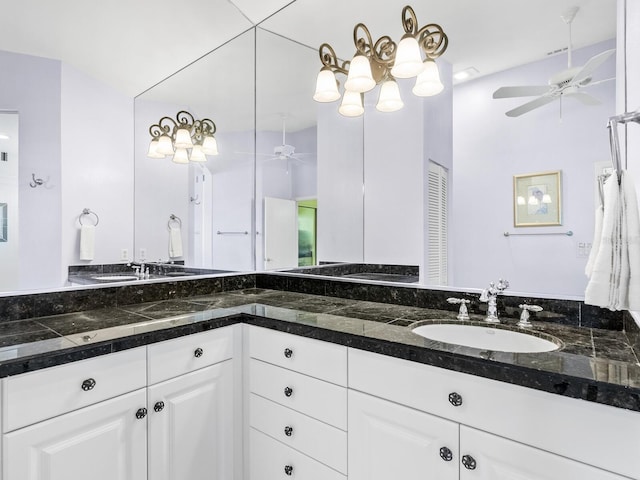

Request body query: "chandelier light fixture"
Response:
[313, 5, 448, 117]
[147, 111, 219, 163]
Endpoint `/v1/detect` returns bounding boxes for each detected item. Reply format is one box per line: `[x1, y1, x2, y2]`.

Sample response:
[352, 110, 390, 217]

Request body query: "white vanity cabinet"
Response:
[2, 348, 148, 480]
[348, 348, 640, 480]
[247, 326, 348, 479]
[1, 325, 240, 480]
[146, 326, 237, 480]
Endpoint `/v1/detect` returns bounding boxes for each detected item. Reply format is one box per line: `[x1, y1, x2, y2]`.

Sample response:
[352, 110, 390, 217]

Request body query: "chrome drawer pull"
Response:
[194, 347, 204, 358]
[81, 378, 96, 391]
[439, 446, 453, 462]
[154, 401, 165, 412]
[448, 392, 463, 407]
[284, 465, 293, 476]
[284, 426, 293, 437]
[284, 348, 293, 358]
[284, 386, 294, 397]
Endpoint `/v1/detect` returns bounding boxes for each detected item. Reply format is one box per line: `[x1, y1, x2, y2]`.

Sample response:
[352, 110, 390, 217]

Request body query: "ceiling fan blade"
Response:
[585, 77, 615, 87]
[570, 49, 615, 84]
[505, 95, 558, 117]
[493, 86, 551, 99]
[567, 92, 601, 105]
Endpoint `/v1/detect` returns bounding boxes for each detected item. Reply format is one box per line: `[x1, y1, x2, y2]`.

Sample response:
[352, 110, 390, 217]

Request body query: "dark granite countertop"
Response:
[0, 288, 639, 412]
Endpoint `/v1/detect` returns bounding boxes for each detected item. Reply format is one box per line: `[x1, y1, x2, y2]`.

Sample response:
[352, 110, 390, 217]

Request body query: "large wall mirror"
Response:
[258, 0, 617, 298]
[134, 29, 256, 273]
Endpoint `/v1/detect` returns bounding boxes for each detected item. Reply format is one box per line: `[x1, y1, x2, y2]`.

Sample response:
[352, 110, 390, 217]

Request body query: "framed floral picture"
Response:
[513, 170, 562, 227]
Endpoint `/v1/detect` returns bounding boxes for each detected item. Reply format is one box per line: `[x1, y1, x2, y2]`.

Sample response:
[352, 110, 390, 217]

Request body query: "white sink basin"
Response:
[412, 323, 560, 353]
[91, 275, 139, 281]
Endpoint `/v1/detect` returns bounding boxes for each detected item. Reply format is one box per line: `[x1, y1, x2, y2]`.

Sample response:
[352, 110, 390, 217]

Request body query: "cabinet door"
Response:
[349, 390, 459, 480]
[459, 426, 629, 480]
[147, 360, 234, 480]
[4, 389, 147, 480]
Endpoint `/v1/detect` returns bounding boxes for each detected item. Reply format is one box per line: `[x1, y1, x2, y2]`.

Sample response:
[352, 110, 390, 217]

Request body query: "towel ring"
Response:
[168, 214, 182, 230]
[79, 208, 99, 226]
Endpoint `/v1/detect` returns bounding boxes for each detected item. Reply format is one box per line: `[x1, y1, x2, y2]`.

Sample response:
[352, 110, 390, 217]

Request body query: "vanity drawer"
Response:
[250, 359, 347, 429]
[147, 325, 235, 385]
[3, 347, 146, 432]
[250, 393, 347, 473]
[248, 325, 347, 386]
[348, 348, 640, 478]
[250, 428, 346, 480]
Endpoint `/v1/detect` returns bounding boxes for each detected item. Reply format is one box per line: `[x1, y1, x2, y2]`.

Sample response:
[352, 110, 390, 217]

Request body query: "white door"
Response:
[4, 389, 147, 480]
[459, 426, 628, 480]
[147, 360, 235, 480]
[348, 390, 459, 480]
[264, 196, 298, 270]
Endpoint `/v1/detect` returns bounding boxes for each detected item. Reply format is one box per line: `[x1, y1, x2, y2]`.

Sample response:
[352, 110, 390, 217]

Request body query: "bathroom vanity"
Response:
[0, 277, 637, 479]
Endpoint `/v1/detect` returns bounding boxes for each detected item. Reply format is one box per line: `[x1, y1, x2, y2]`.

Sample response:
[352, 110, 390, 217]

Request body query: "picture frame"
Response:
[513, 170, 562, 227]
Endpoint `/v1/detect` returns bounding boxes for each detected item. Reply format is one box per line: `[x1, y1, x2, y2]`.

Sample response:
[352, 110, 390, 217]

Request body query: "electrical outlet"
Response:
[121, 249, 129, 261]
[139, 248, 147, 261]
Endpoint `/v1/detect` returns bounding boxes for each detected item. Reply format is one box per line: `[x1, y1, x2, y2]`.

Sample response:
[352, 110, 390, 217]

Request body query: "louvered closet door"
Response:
[427, 161, 448, 285]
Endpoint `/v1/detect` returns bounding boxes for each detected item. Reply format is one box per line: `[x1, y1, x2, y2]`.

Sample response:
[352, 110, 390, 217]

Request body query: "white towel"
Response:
[169, 226, 183, 258]
[585, 171, 640, 311]
[79, 224, 95, 261]
[584, 205, 603, 277]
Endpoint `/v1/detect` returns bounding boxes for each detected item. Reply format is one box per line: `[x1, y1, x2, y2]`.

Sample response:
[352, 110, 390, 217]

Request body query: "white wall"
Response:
[0, 50, 62, 292]
[317, 102, 365, 263]
[61, 64, 134, 277]
[363, 79, 425, 266]
[452, 40, 616, 297]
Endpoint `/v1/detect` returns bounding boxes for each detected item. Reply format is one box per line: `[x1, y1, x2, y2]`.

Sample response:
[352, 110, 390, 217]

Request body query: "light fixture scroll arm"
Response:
[175, 110, 195, 128]
[417, 23, 448, 60]
[318, 43, 349, 76]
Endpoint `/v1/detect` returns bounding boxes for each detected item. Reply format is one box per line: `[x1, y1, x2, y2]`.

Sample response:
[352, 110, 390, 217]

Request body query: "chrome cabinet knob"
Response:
[284, 348, 293, 358]
[81, 378, 96, 391]
[284, 426, 293, 437]
[462, 454, 477, 470]
[154, 401, 165, 412]
[194, 347, 203, 358]
[284, 465, 293, 476]
[448, 392, 463, 407]
[284, 386, 294, 397]
[135, 408, 148, 419]
[439, 447, 453, 462]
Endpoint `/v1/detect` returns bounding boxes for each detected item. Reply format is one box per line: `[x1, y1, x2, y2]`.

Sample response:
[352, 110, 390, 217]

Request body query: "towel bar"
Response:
[503, 230, 572, 237]
[217, 231, 248, 235]
[168, 214, 182, 229]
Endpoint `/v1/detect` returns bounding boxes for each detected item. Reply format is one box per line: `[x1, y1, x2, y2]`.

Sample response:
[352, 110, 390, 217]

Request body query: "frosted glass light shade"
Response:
[344, 54, 376, 93]
[172, 148, 189, 164]
[391, 35, 424, 78]
[412, 59, 444, 96]
[189, 144, 207, 162]
[517, 196, 526, 206]
[338, 90, 364, 117]
[313, 68, 341, 102]
[174, 128, 194, 148]
[528, 195, 539, 206]
[147, 139, 165, 158]
[376, 79, 404, 112]
[202, 135, 219, 155]
[157, 135, 175, 155]
[542, 194, 552, 204]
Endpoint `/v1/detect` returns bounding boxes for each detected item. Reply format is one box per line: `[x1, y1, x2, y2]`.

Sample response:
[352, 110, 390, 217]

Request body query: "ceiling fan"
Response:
[492, 6, 615, 118]
[260, 118, 314, 170]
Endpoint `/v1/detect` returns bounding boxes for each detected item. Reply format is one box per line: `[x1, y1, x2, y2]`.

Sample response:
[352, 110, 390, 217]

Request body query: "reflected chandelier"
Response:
[147, 111, 219, 164]
[313, 5, 448, 116]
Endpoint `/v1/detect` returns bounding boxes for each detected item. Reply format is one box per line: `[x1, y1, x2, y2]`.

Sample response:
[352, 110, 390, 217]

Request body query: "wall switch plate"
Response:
[121, 249, 128, 261]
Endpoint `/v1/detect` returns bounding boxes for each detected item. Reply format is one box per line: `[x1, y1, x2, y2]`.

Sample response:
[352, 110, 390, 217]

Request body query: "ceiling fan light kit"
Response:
[492, 6, 615, 118]
[313, 5, 448, 117]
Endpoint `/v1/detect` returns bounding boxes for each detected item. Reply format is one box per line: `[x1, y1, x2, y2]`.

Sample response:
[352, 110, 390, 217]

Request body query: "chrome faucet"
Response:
[447, 298, 471, 320]
[479, 279, 509, 323]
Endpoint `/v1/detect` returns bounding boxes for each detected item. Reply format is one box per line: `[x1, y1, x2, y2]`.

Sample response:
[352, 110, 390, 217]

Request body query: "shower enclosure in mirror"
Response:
[0, 112, 19, 290]
[134, 29, 256, 273]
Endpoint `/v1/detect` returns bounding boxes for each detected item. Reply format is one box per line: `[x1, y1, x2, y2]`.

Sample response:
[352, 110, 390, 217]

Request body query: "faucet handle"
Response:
[447, 298, 471, 321]
[517, 304, 543, 328]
